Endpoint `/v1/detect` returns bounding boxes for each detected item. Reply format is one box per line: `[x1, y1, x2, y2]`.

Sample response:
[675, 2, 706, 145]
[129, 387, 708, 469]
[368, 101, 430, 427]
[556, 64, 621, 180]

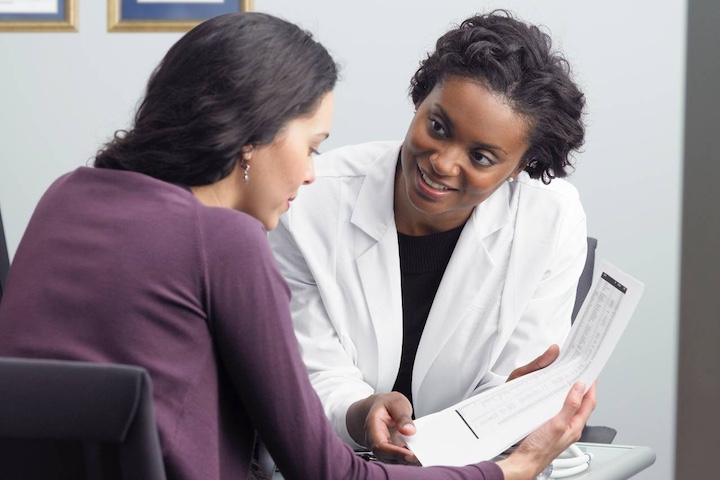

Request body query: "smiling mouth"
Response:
[419, 168, 454, 191]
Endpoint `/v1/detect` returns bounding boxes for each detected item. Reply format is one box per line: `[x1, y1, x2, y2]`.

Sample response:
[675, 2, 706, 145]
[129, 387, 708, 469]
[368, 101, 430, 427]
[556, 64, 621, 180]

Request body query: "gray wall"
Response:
[0, 2, 686, 478]
[675, 0, 720, 477]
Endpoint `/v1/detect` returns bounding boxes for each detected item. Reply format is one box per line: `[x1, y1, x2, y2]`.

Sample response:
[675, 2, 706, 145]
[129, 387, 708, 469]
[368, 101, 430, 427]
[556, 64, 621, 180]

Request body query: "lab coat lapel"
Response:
[352, 146, 404, 392]
[412, 185, 515, 405]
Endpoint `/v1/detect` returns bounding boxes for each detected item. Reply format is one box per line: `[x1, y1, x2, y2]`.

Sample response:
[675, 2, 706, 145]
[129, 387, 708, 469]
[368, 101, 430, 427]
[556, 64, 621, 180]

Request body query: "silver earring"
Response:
[508, 177, 514, 183]
[242, 162, 250, 184]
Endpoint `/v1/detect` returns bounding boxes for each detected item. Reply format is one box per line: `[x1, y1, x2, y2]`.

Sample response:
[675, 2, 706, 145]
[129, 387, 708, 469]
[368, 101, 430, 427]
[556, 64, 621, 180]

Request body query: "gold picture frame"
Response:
[0, 0, 78, 32]
[108, 0, 254, 33]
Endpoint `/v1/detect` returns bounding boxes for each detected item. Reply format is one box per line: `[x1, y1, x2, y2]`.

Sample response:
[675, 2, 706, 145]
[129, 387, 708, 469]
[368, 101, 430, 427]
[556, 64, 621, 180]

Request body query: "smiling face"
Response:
[238, 92, 334, 230]
[395, 76, 531, 235]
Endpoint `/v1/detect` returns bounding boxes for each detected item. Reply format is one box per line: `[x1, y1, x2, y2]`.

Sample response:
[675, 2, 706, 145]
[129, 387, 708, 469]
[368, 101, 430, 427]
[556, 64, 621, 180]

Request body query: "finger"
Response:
[538, 344, 560, 367]
[404, 453, 421, 466]
[365, 412, 393, 448]
[508, 344, 560, 381]
[558, 381, 585, 422]
[572, 381, 597, 425]
[364, 398, 413, 448]
[372, 442, 415, 463]
[383, 394, 416, 435]
[373, 442, 414, 457]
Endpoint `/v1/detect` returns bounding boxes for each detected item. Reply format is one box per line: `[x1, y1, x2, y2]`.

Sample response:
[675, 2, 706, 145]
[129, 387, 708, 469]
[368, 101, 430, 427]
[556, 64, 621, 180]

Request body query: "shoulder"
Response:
[509, 173, 585, 236]
[515, 172, 581, 203]
[313, 140, 401, 177]
[36, 168, 208, 230]
[195, 203, 288, 298]
[515, 173, 583, 217]
[196, 205, 269, 255]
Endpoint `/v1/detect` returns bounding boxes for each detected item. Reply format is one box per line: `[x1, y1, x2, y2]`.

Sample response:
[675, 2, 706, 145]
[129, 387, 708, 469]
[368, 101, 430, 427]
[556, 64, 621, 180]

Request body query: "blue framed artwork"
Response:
[0, 0, 77, 32]
[108, 0, 254, 32]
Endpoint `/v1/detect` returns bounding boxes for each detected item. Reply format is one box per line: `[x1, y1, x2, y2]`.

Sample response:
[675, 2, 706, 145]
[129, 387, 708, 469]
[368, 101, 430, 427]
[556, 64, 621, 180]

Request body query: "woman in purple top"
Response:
[0, 11, 594, 480]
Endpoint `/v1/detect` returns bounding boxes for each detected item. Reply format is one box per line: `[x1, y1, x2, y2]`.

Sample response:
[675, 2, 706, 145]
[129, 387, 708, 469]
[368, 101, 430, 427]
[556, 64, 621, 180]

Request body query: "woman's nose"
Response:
[429, 147, 463, 176]
[304, 156, 316, 185]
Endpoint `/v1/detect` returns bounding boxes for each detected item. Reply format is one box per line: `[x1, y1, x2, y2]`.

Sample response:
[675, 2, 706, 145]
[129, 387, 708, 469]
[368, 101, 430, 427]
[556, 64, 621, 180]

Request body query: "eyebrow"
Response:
[433, 103, 508, 156]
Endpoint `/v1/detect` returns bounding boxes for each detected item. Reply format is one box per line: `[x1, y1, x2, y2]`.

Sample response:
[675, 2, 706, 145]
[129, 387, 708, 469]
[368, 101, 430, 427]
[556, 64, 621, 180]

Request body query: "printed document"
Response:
[404, 260, 644, 466]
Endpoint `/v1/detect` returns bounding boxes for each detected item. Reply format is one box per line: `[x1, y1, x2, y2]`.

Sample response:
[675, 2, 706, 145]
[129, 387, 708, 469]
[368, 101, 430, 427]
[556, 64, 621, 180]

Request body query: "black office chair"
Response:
[571, 237, 618, 444]
[571, 237, 597, 324]
[0, 357, 167, 480]
[0, 206, 10, 304]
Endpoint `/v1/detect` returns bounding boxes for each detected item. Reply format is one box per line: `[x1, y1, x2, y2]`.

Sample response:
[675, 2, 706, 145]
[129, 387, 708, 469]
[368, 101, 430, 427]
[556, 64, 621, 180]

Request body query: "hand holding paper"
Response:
[404, 260, 644, 467]
[496, 381, 597, 480]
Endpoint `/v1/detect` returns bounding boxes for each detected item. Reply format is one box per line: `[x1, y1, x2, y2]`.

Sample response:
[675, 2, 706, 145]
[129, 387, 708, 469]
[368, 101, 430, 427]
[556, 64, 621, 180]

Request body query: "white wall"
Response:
[0, 1, 685, 478]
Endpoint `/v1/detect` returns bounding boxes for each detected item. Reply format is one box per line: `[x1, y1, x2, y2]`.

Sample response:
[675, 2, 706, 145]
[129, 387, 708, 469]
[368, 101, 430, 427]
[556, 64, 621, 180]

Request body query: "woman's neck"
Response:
[190, 163, 244, 210]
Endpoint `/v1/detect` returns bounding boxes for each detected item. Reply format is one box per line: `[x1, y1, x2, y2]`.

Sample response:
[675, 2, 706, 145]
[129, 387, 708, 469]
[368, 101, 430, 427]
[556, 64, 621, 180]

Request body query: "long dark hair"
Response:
[95, 12, 338, 186]
[410, 10, 585, 184]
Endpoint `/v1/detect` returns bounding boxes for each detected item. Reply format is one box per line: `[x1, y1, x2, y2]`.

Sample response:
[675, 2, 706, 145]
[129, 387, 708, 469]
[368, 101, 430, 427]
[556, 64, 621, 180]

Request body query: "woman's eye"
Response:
[429, 119, 447, 137]
[309, 148, 321, 156]
[471, 152, 495, 166]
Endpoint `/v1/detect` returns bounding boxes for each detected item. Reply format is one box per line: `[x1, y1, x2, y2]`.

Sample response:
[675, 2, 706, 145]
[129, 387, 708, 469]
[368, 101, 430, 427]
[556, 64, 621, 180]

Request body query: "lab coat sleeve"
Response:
[269, 219, 375, 449]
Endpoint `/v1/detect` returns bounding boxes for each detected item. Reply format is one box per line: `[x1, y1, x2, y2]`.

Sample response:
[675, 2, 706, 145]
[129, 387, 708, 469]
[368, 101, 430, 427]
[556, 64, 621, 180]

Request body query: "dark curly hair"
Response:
[94, 12, 338, 186]
[410, 10, 585, 183]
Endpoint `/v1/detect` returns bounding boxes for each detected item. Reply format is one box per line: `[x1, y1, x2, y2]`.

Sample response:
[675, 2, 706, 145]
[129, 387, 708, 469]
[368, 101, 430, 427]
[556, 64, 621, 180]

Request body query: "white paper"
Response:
[0, 0, 57, 14]
[404, 260, 644, 466]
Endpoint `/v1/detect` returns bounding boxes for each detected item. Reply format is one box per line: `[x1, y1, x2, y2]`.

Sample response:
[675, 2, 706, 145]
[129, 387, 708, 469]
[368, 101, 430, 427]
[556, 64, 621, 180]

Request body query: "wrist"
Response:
[496, 454, 542, 480]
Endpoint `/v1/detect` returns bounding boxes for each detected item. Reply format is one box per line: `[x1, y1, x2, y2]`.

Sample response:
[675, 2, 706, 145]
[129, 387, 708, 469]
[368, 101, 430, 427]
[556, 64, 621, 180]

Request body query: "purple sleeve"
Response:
[201, 211, 503, 480]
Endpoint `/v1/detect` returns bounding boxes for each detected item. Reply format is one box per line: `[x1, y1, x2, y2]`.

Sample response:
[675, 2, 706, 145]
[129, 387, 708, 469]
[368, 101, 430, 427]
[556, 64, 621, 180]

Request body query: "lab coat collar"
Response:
[350, 143, 401, 241]
[351, 140, 514, 241]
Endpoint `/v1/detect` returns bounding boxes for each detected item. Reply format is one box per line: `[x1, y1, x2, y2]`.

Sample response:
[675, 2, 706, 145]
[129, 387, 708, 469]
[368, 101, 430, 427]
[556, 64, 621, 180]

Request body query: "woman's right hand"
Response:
[496, 381, 597, 480]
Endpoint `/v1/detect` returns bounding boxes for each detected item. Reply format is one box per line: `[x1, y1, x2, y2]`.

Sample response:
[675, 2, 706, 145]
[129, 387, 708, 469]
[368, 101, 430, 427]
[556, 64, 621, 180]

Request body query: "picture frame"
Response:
[108, 0, 254, 32]
[0, 0, 78, 32]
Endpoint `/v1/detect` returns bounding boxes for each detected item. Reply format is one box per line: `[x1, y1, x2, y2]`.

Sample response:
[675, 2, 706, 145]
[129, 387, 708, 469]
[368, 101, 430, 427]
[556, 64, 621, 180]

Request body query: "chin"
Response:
[263, 216, 279, 231]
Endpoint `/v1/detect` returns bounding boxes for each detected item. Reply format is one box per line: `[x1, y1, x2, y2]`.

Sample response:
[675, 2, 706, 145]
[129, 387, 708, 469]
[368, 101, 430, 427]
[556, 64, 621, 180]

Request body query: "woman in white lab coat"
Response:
[268, 10, 587, 463]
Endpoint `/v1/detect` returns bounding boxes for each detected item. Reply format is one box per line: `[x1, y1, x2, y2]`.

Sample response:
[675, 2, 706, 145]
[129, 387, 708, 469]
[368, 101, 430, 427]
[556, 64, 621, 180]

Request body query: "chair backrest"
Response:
[0, 358, 167, 480]
[571, 237, 598, 324]
[568, 237, 618, 444]
[0, 207, 10, 304]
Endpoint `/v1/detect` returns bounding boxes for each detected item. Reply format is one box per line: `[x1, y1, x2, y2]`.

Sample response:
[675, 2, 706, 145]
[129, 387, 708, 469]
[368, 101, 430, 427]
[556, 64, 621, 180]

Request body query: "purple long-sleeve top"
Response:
[0, 167, 503, 480]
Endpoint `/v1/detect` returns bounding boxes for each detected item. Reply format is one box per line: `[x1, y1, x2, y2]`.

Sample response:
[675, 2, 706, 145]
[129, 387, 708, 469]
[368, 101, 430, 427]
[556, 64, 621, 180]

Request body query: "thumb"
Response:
[385, 395, 416, 436]
[397, 420, 416, 436]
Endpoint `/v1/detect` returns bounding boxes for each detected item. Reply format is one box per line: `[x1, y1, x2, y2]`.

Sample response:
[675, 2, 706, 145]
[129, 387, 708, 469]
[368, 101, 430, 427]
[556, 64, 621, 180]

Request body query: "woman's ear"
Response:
[241, 144, 253, 162]
[239, 145, 253, 184]
[512, 157, 531, 177]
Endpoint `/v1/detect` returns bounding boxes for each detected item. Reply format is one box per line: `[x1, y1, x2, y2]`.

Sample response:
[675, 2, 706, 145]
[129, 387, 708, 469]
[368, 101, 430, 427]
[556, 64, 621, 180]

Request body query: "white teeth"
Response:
[421, 171, 450, 190]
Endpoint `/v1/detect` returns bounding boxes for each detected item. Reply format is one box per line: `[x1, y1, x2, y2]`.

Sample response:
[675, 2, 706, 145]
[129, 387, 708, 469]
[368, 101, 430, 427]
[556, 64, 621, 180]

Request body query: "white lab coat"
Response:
[268, 141, 587, 447]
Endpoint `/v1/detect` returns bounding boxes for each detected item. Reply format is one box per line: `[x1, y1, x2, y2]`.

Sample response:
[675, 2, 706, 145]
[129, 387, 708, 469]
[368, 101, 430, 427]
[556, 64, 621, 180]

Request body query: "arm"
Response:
[206, 216, 503, 480]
